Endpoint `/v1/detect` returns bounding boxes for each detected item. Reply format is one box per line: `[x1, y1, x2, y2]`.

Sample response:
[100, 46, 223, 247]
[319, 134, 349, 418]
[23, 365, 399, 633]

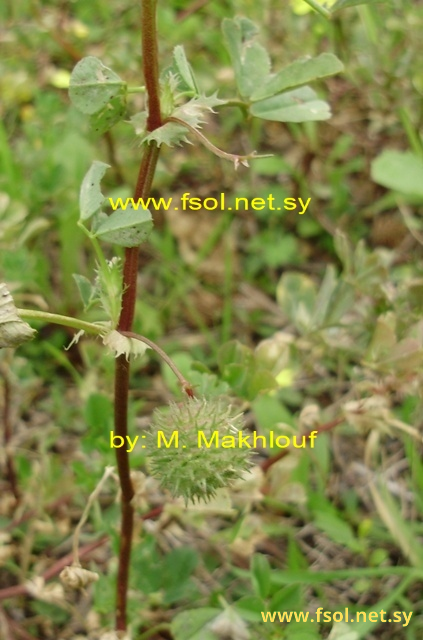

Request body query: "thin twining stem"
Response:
[165, 116, 272, 168]
[120, 330, 195, 397]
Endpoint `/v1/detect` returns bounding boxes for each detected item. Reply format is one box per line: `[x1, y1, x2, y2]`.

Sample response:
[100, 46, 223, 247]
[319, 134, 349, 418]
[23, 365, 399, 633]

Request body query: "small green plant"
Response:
[1, 0, 348, 635]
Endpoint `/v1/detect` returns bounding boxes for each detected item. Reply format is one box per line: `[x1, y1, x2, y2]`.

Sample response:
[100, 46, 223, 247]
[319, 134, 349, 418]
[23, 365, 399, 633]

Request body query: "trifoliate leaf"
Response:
[0, 284, 36, 348]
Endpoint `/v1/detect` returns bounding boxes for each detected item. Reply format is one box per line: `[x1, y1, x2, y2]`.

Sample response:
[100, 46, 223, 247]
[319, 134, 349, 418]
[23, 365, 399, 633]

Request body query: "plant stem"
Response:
[114, 0, 162, 631]
[301, 0, 331, 19]
[165, 115, 272, 167]
[17, 309, 105, 335]
[120, 331, 195, 396]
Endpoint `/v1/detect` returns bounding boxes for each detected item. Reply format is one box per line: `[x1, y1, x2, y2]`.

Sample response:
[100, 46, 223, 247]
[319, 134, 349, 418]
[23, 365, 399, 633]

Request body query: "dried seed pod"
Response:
[60, 565, 99, 590]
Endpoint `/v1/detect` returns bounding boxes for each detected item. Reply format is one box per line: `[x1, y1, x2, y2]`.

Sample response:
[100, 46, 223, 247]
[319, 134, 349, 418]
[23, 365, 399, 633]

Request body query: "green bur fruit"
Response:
[146, 397, 252, 504]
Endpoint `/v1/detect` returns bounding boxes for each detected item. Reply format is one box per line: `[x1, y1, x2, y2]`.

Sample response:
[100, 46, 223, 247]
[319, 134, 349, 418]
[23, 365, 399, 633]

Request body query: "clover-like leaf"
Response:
[0, 283, 36, 348]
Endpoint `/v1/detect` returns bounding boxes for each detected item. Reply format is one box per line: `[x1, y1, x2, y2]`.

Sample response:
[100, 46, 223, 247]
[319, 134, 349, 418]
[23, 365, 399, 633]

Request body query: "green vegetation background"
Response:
[1, 1, 423, 639]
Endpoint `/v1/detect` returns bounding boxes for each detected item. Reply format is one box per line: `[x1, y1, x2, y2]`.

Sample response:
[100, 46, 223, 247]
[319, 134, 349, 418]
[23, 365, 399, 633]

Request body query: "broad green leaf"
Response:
[371, 150, 423, 198]
[222, 17, 271, 99]
[250, 87, 331, 122]
[332, 0, 387, 11]
[69, 56, 127, 115]
[173, 45, 198, 94]
[79, 161, 110, 221]
[251, 553, 271, 599]
[251, 53, 344, 102]
[0, 283, 36, 348]
[171, 608, 220, 640]
[94, 204, 153, 247]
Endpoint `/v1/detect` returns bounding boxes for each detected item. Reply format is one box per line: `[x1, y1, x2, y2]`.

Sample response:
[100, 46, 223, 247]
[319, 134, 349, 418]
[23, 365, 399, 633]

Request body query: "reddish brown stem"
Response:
[114, 0, 162, 631]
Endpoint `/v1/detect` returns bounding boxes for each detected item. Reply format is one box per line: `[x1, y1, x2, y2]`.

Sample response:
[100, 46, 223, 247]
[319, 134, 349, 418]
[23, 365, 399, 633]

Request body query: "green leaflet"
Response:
[251, 53, 344, 102]
[79, 161, 110, 221]
[250, 87, 331, 123]
[94, 205, 153, 247]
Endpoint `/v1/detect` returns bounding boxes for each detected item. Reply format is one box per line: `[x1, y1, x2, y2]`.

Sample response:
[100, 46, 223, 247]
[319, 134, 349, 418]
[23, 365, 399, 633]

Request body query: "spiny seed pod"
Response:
[146, 396, 252, 504]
